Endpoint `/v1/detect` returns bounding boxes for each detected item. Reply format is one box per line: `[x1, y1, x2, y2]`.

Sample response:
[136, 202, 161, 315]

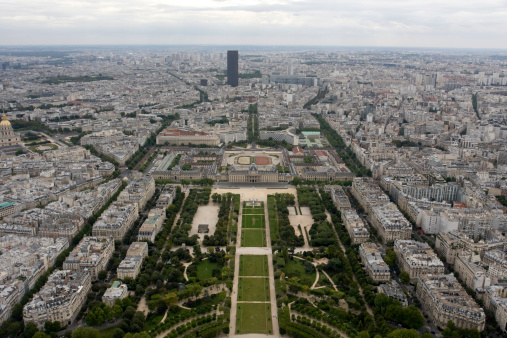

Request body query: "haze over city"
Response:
[1, 0, 507, 48]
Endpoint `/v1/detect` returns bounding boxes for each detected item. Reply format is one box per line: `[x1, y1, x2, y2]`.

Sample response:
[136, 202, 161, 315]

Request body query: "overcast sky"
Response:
[1, 0, 507, 48]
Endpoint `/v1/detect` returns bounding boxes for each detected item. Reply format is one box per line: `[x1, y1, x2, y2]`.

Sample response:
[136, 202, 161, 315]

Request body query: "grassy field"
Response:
[194, 260, 218, 280]
[238, 277, 270, 301]
[242, 214, 265, 228]
[236, 303, 272, 334]
[284, 258, 317, 287]
[239, 255, 269, 277]
[241, 229, 266, 247]
[242, 208, 265, 215]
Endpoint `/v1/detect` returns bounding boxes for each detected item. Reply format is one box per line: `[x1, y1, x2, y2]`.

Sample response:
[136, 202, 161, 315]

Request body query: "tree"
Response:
[188, 284, 203, 300]
[33, 333, 51, 338]
[122, 297, 133, 309]
[24, 322, 39, 338]
[98, 270, 108, 281]
[72, 327, 100, 338]
[193, 245, 202, 257]
[403, 305, 424, 329]
[123, 306, 136, 320]
[326, 258, 342, 272]
[86, 311, 97, 326]
[130, 312, 146, 333]
[163, 292, 178, 307]
[111, 328, 125, 338]
[44, 321, 61, 334]
[325, 245, 339, 258]
[384, 248, 397, 268]
[7, 322, 21, 337]
[103, 305, 113, 321]
[124, 333, 150, 338]
[112, 304, 123, 319]
[304, 261, 315, 274]
[94, 307, 105, 325]
[400, 270, 410, 284]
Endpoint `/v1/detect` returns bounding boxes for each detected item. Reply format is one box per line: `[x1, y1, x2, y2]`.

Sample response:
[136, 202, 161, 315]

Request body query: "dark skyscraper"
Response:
[227, 50, 238, 87]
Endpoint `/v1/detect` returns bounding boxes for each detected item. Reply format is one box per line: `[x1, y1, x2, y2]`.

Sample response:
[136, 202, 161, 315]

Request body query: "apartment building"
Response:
[341, 208, 370, 244]
[63, 236, 114, 281]
[92, 202, 139, 241]
[370, 204, 412, 244]
[359, 242, 391, 282]
[118, 175, 155, 210]
[454, 255, 491, 293]
[23, 270, 91, 329]
[416, 274, 486, 331]
[117, 242, 148, 280]
[137, 208, 166, 242]
[484, 284, 507, 332]
[394, 240, 445, 282]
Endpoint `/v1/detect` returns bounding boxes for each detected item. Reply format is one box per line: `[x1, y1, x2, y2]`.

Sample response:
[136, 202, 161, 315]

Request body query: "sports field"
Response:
[238, 277, 270, 301]
[237, 156, 251, 165]
[235, 303, 272, 334]
[242, 214, 265, 228]
[239, 255, 269, 277]
[254, 156, 271, 165]
[241, 229, 267, 247]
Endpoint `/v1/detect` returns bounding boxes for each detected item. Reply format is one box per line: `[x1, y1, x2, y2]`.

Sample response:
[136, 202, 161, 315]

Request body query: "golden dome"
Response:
[0, 113, 11, 127]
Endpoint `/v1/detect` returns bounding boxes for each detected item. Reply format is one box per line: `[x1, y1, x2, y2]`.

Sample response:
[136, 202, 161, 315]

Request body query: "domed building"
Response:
[0, 113, 21, 147]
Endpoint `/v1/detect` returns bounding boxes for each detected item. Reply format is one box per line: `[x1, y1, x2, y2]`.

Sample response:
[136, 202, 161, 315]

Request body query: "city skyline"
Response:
[1, 0, 507, 49]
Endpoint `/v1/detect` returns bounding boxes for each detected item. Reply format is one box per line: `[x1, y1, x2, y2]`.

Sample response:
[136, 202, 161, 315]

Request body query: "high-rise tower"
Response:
[227, 50, 239, 87]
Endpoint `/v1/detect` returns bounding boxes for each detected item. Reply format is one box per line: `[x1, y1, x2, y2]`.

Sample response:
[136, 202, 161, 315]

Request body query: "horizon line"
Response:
[0, 44, 506, 52]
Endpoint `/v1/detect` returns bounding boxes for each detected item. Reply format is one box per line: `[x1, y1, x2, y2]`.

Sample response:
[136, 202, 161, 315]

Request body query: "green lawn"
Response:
[194, 260, 218, 280]
[242, 214, 265, 228]
[241, 229, 266, 247]
[236, 303, 272, 334]
[239, 255, 269, 277]
[284, 258, 317, 287]
[238, 277, 270, 301]
[242, 208, 265, 215]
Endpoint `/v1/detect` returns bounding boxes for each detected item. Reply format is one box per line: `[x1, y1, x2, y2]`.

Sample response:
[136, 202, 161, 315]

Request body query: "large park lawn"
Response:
[236, 303, 272, 334]
[242, 214, 265, 228]
[238, 277, 270, 301]
[241, 229, 266, 247]
[242, 208, 265, 215]
[239, 255, 269, 277]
